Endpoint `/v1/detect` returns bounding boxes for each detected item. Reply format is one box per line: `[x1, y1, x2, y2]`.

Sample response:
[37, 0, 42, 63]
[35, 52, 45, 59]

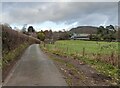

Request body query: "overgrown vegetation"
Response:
[2, 25, 40, 53]
[2, 24, 40, 71]
[2, 43, 28, 68]
[37, 32, 45, 41]
[40, 40, 119, 83]
[90, 25, 118, 41]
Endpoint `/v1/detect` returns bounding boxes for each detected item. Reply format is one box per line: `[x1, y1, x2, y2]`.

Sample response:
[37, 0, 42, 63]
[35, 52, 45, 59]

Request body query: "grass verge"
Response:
[40, 43, 119, 85]
[2, 43, 29, 68]
[2, 43, 30, 81]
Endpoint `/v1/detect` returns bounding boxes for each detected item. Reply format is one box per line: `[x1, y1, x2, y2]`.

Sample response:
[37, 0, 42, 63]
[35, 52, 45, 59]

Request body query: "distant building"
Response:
[71, 33, 90, 40]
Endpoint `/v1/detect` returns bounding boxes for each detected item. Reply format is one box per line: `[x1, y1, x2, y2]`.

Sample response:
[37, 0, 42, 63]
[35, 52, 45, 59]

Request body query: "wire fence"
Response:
[43, 42, 118, 67]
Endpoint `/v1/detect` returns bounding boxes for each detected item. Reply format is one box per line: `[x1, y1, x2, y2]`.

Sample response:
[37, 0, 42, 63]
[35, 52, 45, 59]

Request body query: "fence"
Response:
[44, 42, 118, 67]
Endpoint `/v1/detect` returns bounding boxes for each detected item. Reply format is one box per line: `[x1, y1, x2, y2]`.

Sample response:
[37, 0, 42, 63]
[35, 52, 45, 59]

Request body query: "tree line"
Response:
[89, 25, 118, 42]
[2, 23, 119, 42]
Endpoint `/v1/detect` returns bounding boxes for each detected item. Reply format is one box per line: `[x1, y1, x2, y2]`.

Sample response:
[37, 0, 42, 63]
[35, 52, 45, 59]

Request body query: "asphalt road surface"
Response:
[4, 44, 67, 86]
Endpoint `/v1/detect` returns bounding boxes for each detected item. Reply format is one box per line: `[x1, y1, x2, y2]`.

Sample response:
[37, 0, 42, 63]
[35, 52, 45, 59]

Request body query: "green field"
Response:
[43, 40, 119, 66]
[41, 40, 119, 82]
[46, 40, 118, 55]
[44, 40, 118, 66]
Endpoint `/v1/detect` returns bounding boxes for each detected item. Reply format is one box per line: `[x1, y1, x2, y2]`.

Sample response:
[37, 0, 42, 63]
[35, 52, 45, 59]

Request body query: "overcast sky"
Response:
[1, 1, 118, 31]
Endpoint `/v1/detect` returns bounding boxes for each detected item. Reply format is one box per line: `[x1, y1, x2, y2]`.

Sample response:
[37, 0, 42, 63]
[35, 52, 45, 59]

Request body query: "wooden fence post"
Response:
[83, 47, 85, 57]
[111, 51, 114, 65]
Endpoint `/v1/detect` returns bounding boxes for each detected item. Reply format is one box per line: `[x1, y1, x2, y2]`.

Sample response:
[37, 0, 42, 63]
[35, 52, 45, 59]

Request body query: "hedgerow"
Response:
[2, 24, 40, 68]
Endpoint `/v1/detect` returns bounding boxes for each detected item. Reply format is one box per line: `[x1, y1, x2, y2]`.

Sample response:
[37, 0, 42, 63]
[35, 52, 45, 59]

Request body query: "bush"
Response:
[2, 24, 40, 68]
[37, 32, 45, 41]
[2, 24, 40, 55]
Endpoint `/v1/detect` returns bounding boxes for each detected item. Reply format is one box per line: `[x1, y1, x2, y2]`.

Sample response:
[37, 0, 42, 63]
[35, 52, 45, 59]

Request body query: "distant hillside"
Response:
[69, 26, 98, 34]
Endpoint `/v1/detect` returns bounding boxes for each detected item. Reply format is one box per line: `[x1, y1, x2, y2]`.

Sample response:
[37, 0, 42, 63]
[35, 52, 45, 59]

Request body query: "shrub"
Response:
[2, 24, 40, 68]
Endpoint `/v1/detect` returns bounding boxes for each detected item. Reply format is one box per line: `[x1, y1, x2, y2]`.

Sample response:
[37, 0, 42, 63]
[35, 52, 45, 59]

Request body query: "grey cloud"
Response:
[2, 2, 118, 26]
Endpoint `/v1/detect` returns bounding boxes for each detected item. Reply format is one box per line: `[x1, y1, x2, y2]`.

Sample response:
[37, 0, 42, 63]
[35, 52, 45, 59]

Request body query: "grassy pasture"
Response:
[46, 40, 118, 55]
[45, 40, 118, 65]
[41, 40, 119, 82]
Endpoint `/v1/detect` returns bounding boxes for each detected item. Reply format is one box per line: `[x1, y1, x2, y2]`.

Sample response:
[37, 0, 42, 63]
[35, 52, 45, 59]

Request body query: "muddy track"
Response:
[43, 51, 116, 86]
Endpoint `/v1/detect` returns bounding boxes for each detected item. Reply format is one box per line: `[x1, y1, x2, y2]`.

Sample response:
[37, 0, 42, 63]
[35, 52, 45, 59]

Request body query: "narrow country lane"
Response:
[3, 44, 67, 86]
